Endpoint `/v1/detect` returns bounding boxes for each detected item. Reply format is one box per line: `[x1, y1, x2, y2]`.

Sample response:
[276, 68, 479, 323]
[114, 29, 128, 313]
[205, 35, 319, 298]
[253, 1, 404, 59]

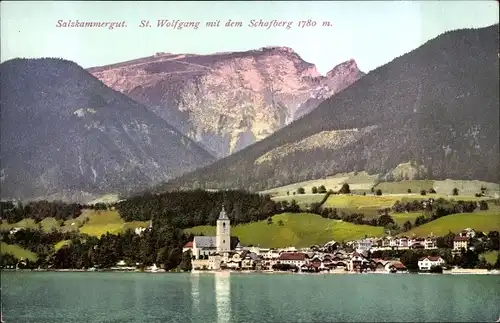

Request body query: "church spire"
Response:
[218, 205, 229, 220]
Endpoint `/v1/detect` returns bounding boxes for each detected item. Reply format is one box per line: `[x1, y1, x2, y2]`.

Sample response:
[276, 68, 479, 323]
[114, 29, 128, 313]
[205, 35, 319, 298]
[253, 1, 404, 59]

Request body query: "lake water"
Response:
[2, 272, 500, 323]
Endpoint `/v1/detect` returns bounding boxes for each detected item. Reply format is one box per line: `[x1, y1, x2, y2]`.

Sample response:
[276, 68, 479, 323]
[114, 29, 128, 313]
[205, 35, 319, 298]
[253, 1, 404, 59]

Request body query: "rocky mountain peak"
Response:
[326, 59, 360, 78]
[89, 47, 364, 158]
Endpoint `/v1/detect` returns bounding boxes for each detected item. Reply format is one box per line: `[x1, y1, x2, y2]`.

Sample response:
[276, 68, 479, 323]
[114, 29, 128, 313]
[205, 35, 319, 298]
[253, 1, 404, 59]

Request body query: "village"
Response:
[179, 207, 499, 275]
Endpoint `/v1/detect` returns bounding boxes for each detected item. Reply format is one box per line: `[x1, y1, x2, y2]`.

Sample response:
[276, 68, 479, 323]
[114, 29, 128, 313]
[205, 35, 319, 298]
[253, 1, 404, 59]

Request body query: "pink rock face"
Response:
[88, 47, 364, 158]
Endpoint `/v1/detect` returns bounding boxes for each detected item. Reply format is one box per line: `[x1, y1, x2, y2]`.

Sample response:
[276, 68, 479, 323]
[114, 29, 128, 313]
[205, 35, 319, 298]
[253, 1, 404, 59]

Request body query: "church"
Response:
[183, 206, 241, 261]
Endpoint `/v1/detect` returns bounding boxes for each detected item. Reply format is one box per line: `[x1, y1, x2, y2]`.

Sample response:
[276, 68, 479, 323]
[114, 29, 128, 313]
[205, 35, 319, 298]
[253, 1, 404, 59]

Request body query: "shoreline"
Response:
[3, 269, 499, 275]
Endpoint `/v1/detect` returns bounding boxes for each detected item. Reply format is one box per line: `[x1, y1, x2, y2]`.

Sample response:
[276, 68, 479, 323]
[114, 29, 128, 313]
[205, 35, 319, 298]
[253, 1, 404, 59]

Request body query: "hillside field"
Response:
[185, 212, 385, 248]
[260, 172, 378, 196]
[401, 210, 500, 237]
[261, 175, 499, 198]
[0, 210, 149, 237]
[0, 242, 38, 261]
[392, 212, 425, 226]
[271, 194, 326, 208]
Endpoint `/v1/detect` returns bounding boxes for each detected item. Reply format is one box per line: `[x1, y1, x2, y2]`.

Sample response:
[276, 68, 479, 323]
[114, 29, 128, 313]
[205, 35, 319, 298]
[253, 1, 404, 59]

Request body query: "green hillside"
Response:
[185, 212, 385, 248]
[374, 180, 435, 194]
[402, 210, 500, 237]
[0, 242, 38, 261]
[271, 194, 326, 208]
[0, 210, 149, 237]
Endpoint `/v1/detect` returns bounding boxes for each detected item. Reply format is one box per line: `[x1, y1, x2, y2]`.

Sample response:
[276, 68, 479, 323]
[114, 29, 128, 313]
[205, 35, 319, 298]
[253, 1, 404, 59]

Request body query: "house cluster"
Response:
[181, 207, 481, 273]
[346, 235, 438, 252]
[184, 241, 411, 273]
[181, 207, 409, 273]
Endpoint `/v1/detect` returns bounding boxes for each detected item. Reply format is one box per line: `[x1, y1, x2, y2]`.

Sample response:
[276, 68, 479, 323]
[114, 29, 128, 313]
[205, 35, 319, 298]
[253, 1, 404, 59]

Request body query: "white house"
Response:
[453, 236, 469, 251]
[354, 239, 373, 253]
[418, 256, 446, 271]
[348, 252, 370, 272]
[278, 252, 308, 267]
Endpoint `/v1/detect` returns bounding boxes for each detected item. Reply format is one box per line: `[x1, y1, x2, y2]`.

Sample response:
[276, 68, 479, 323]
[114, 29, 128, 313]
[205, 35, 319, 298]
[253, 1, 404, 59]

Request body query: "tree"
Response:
[403, 220, 413, 231]
[318, 185, 327, 194]
[458, 249, 479, 269]
[297, 187, 305, 195]
[420, 190, 426, 196]
[494, 253, 500, 269]
[339, 183, 351, 194]
[407, 189, 412, 193]
[479, 201, 489, 210]
[429, 265, 443, 273]
[487, 231, 499, 251]
[452, 188, 459, 196]
[375, 189, 382, 196]
[400, 250, 420, 270]
[267, 217, 273, 225]
[179, 251, 192, 272]
[436, 231, 456, 249]
[277, 220, 284, 226]
[378, 214, 394, 227]
[311, 186, 318, 194]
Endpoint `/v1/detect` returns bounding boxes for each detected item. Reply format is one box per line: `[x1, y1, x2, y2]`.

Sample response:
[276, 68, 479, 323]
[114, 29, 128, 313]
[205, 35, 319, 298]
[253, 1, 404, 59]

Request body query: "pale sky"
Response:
[1, 1, 498, 74]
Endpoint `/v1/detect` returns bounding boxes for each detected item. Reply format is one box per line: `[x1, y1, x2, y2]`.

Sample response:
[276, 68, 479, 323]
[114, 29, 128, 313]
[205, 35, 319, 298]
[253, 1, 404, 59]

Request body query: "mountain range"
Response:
[154, 24, 500, 193]
[89, 47, 364, 158]
[0, 58, 215, 202]
[1, 25, 498, 202]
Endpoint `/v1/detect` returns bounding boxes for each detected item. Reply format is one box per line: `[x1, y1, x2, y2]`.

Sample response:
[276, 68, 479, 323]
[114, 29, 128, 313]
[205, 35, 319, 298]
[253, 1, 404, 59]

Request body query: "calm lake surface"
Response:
[2, 272, 500, 323]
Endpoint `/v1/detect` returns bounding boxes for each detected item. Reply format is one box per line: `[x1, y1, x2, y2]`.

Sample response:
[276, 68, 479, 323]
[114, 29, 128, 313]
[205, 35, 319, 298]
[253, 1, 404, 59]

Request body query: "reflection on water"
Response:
[191, 273, 200, 310]
[215, 272, 231, 323]
[2, 273, 500, 322]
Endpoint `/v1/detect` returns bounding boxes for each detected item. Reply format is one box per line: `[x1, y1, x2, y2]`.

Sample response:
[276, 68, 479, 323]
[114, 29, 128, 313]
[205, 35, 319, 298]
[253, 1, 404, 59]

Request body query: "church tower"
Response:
[216, 205, 231, 252]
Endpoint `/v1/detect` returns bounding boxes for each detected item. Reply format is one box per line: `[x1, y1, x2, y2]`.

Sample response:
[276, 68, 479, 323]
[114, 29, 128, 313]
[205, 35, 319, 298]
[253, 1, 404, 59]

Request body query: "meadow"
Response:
[260, 171, 378, 196]
[185, 212, 385, 248]
[260, 170, 499, 197]
[0, 210, 149, 238]
[374, 180, 435, 194]
[271, 194, 326, 208]
[480, 250, 499, 265]
[402, 210, 500, 237]
[0, 242, 38, 261]
[391, 212, 425, 226]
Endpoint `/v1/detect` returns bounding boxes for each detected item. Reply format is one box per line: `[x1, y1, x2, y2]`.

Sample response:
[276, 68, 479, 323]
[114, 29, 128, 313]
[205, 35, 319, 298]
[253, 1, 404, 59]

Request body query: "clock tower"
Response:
[216, 206, 231, 252]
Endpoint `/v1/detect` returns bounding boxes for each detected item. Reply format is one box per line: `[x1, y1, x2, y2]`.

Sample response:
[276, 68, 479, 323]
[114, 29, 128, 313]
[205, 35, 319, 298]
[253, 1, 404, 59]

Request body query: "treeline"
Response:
[0, 201, 110, 224]
[0, 227, 192, 271]
[117, 190, 280, 228]
[392, 198, 482, 214]
[312, 207, 396, 228]
[392, 198, 479, 231]
[119, 189, 396, 230]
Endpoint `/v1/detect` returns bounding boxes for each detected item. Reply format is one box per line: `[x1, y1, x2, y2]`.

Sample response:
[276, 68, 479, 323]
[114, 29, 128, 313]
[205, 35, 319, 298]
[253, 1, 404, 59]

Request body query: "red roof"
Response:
[279, 252, 307, 261]
[454, 236, 469, 241]
[419, 256, 442, 262]
[427, 256, 443, 261]
[183, 241, 193, 248]
[392, 261, 406, 269]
